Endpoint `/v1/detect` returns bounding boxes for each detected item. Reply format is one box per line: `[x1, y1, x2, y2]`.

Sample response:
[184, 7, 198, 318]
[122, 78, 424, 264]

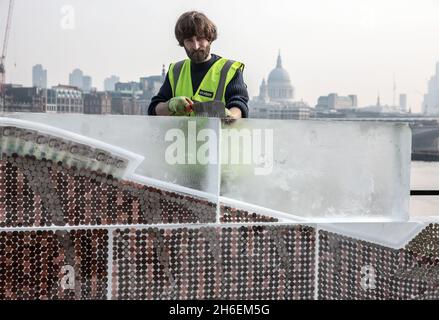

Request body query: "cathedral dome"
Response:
[267, 53, 291, 84]
[265, 51, 295, 103]
[268, 68, 290, 83]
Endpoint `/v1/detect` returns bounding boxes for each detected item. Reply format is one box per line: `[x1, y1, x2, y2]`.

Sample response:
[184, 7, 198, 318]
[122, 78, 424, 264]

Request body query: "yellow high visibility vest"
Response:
[168, 57, 244, 103]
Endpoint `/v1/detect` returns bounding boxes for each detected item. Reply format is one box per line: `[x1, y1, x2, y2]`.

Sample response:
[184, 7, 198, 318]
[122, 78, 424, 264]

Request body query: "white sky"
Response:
[2, 0, 439, 112]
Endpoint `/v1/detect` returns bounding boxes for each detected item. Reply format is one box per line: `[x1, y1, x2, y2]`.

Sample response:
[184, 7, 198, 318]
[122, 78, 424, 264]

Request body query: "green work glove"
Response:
[222, 107, 236, 124]
[225, 108, 233, 118]
[168, 96, 192, 116]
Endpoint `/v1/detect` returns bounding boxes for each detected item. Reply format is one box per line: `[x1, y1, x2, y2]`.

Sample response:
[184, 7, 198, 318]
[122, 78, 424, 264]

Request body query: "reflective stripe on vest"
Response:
[168, 57, 244, 104]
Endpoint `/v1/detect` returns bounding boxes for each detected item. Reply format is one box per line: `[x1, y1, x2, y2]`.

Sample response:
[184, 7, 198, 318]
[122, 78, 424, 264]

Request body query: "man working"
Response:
[148, 11, 249, 118]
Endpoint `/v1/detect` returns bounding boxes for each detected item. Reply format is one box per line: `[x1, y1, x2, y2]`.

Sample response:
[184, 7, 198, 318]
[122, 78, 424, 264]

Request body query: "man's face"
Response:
[183, 36, 211, 63]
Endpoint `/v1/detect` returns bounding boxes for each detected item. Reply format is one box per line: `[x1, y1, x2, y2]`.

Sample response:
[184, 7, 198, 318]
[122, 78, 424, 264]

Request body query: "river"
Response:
[410, 161, 439, 217]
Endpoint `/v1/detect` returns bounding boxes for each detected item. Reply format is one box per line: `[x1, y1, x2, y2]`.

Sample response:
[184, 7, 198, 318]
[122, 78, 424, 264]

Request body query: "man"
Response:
[148, 11, 249, 118]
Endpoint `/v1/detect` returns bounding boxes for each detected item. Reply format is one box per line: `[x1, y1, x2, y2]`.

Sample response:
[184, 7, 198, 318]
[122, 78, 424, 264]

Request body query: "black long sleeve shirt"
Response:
[148, 54, 249, 117]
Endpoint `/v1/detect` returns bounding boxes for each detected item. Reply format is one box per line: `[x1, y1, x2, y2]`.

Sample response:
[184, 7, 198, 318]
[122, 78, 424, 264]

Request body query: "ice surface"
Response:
[318, 223, 424, 248]
[220, 119, 411, 221]
[5, 114, 412, 222]
[5, 114, 219, 194]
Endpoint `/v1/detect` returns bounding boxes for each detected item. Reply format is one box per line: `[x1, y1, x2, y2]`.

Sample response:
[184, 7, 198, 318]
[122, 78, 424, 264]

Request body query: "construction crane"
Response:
[0, 0, 15, 96]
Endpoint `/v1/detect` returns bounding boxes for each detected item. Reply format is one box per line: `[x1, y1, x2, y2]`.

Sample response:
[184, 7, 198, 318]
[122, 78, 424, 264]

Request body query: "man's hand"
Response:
[223, 106, 242, 125]
[168, 96, 193, 116]
[225, 108, 233, 118]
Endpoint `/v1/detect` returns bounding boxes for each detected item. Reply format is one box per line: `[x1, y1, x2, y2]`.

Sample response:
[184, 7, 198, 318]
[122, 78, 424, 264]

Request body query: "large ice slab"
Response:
[318, 223, 425, 248]
[6, 114, 412, 222]
[220, 119, 411, 222]
[5, 113, 219, 195]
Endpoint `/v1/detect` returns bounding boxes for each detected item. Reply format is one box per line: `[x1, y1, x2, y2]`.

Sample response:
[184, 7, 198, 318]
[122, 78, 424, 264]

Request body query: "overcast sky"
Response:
[2, 0, 439, 111]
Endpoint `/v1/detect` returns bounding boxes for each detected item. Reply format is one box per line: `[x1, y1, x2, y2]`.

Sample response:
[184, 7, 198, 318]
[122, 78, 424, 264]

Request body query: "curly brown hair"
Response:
[175, 11, 217, 46]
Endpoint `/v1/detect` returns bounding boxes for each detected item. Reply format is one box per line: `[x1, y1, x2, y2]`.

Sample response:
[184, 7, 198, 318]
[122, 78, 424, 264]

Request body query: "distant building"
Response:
[423, 62, 439, 115]
[82, 76, 92, 93]
[32, 64, 47, 89]
[266, 52, 294, 102]
[359, 94, 408, 114]
[111, 93, 141, 115]
[46, 85, 83, 113]
[4, 85, 45, 112]
[115, 82, 142, 96]
[137, 97, 149, 115]
[399, 94, 407, 113]
[252, 100, 311, 119]
[104, 75, 120, 91]
[69, 68, 92, 92]
[111, 66, 165, 115]
[45, 88, 57, 112]
[316, 93, 358, 110]
[69, 69, 84, 89]
[140, 65, 166, 100]
[250, 52, 310, 120]
[83, 91, 112, 114]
